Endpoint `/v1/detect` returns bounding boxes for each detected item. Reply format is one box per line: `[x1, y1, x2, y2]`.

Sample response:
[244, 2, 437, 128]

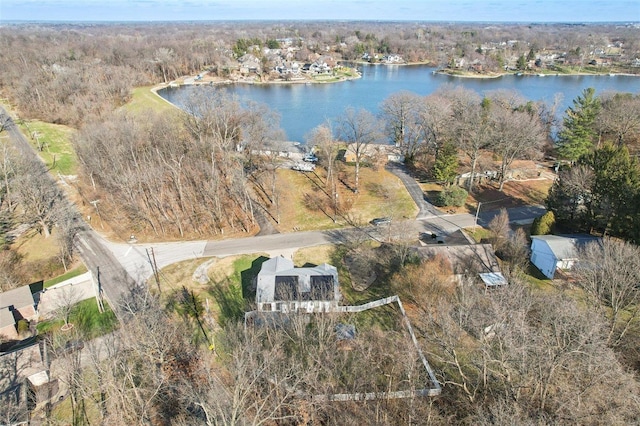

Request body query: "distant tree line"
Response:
[2, 21, 639, 127]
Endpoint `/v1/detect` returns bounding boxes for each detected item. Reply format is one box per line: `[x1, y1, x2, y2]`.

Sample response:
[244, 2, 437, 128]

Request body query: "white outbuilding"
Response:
[530, 235, 599, 279]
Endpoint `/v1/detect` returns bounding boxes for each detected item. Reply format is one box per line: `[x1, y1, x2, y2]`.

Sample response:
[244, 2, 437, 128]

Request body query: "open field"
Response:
[18, 120, 77, 175]
[122, 85, 178, 114]
[275, 166, 418, 232]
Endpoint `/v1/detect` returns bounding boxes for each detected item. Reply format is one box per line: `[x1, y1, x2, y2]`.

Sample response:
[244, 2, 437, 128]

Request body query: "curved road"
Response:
[2, 106, 545, 307]
[1, 108, 136, 317]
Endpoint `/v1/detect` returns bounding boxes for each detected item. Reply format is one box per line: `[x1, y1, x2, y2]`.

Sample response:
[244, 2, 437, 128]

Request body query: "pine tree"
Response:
[432, 142, 459, 185]
[556, 88, 601, 162]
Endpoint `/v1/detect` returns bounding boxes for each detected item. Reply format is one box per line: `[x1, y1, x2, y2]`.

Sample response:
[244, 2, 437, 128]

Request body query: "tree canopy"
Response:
[556, 88, 601, 162]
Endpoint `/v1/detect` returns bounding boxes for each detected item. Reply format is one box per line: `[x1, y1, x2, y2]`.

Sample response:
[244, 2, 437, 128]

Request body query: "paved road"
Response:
[1, 107, 136, 317]
[2, 106, 546, 305]
[100, 204, 545, 284]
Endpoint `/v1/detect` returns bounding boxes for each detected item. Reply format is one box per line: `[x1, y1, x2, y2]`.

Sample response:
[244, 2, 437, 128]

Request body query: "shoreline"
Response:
[161, 66, 362, 90]
[435, 69, 640, 79]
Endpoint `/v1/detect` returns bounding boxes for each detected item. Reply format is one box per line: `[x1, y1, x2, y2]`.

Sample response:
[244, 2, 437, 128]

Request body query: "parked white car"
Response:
[292, 162, 315, 172]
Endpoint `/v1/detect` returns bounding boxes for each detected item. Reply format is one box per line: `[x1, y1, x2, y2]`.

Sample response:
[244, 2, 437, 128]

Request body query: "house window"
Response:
[309, 275, 334, 300]
[274, 276, 299, 300]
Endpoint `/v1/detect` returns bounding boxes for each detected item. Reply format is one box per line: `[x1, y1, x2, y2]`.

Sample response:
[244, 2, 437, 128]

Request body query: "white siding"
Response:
[530, 238, 559, 279]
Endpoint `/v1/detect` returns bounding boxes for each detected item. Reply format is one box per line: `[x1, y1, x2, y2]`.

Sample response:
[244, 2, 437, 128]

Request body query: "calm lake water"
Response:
[159, 64, 640, 143]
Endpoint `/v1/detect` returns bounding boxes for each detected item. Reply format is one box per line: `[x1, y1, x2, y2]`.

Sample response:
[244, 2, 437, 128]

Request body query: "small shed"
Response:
[27, 370, 59, 410]
[530, 235, 599, 279]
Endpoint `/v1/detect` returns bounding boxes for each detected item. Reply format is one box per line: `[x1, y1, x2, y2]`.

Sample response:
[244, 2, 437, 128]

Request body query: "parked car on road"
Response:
[303, 153, 318, 163]
[370, 217, 391, 226]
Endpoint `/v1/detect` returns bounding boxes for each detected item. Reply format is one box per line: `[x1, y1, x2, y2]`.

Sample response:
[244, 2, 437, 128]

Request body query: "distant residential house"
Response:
[238, 53, 261, 74]
[530, 235, 600, 279]
[412, 242, 507, 288]
[0, 283, 41, 340]
[249, 140, 305, 158]
[343, 143, 404, 164]
[255, 256, 340, 313]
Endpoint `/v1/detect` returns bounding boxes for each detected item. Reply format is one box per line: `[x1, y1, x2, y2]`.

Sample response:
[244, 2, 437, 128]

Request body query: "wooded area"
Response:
[2, 21, 640, 425]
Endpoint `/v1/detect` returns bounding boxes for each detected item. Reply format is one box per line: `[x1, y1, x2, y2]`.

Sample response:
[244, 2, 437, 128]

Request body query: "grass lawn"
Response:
[18, 120, 77, 175]
[292, 245, 334, 266]
[123, 85, 178, 114]
[275, 166, 417, 232]
[159, 254, 270, 325]
[14, 229, 60, 262]
[464, 227, 493, 243]
[44, 264, 89, 288]
[37, 297, 118, 339]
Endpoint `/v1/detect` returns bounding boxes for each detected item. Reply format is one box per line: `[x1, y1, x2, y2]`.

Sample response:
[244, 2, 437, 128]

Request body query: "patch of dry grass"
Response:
[123, 86, 177, 114]
[292, 245, 334, 266]
[275, 166, 418, 232]
[14, 229, 60, 262]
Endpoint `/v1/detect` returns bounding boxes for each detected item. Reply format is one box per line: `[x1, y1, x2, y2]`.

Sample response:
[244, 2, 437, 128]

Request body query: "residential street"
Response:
[99, 205, 545, 285]
[1, 107, 136, 317]
[2, 105, 545, 311]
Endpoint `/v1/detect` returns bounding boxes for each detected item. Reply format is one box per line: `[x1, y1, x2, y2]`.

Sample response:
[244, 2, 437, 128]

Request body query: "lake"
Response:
[159, 64, 640, 143]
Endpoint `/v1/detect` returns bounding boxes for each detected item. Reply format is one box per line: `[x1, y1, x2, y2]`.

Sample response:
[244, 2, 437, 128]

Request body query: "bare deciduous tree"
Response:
[574, 237, 640, 347]
[14, 160, 63, 238]
[336, 107, 384, 193]
[487, 95, 546, 191]
[379, 91, 422, 160]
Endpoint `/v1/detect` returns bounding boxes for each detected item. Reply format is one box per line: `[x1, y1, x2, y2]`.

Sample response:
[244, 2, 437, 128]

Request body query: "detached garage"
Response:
[530, 235, 600, 279]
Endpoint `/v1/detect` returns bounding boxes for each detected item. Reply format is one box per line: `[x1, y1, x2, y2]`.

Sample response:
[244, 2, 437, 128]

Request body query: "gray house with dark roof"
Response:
[255, 256, 340, 313]
[0, 285, 38, 340]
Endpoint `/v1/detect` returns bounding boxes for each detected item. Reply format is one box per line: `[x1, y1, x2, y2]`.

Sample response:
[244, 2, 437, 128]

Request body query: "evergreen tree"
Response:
[581, 144, 640, 240]
[527, 48, 536, 61]
[548, 144, 640, 241]
[556, 88, 601, 162]
[432, 142, 459, 185]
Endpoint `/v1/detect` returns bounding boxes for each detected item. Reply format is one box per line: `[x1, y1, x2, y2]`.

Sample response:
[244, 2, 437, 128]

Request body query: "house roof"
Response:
[412, 243, 501, 275]
[0, 307, 15, 329]
[479, 272, 508, 287]
[259, 256, 336, 277]
[0, 286, 35, 311]
[260, 256, 294, 274]
[531, 235, 600, 260]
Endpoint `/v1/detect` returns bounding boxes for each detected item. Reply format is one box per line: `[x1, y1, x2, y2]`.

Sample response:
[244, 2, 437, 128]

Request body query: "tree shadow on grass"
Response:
[211, 280, 245, 326]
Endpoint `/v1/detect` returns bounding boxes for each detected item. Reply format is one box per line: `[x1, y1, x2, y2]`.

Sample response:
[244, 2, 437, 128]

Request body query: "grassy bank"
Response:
[18, 120, 77, 175]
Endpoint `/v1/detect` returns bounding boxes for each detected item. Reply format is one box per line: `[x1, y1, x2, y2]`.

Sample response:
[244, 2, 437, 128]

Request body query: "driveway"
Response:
[385, 163, 439, 218]
[38, 272, 98, 318]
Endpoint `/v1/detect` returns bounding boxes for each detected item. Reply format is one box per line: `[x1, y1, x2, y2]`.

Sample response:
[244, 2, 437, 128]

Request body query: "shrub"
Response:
[530, 210, 556, 235]
[17, 319, 30, 335]
[434, 186, 468, 207]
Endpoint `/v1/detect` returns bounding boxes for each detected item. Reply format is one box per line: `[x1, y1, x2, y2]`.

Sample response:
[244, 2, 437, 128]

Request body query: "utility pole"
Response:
[473, 201, 482, 231]
[146, 248, 161, 293]
[89, 200, 104, 229]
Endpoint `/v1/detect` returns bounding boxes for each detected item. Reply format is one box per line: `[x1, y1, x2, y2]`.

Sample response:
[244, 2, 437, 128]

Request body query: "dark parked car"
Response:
[370, 217, 391, 226]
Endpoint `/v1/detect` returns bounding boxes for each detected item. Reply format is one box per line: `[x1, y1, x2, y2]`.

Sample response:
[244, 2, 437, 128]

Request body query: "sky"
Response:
[1, 0, 639, 23]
